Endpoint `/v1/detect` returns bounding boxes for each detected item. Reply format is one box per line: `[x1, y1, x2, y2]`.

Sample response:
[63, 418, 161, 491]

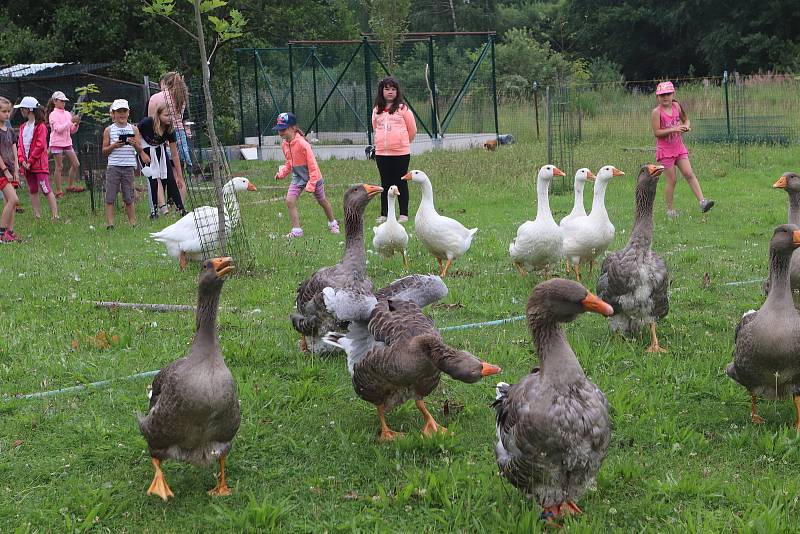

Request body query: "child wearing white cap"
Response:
[101, 99, 148, 229]
[15, 96, 59, 220]
[45, 91, 82, 197]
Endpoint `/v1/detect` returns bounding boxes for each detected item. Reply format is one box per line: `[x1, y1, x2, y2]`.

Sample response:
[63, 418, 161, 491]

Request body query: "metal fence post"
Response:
[427, 36, 439, 140]
[364, 37, 373, 146]
[533, 81, 540, 140]
[490, 34, 499, 141]
[236, 54, 244, 144]
[546, 86, 552, 164]
[253, 50, 261, 148]
[312, 47, 318, 131]
[288, 42, 295, 114]
[723, 69, 731, 140]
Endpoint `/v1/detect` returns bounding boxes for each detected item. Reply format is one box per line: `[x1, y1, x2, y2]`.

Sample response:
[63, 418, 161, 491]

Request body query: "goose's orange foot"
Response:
[146, 458, 174, 501]
[299, 336, 308, 352]
[421, 420, 448, 437]
[378, 428, 404, 442]
[751, 413, 765, 424]
[208, 481, 231, 496]
[513, 262, 526, 277]
[565, 501, 582, 515]
[645, 343, 668, 353]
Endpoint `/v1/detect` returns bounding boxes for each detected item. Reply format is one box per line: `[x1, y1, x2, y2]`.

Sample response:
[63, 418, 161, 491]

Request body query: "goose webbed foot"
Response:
[377, 404, 404, 442]
[750, 392, 765, 424]
[513, 262, 526, 277]
[416, 399, 448, 437]
[645, 323, 668, 353]
[402, 251, 408, 269]
[299, 336, 309, 353]
[564, 259, 571, 276]
[440, 259, 452, 278]
[565, 501, 582, 515]
[208, 456, 232, 496]
[146, 458, 174, 501]
[179, 251, 188, 271]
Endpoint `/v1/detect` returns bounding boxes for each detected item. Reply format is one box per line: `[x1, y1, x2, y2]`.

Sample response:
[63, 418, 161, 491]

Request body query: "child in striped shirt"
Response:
[101, 99, 149, 229]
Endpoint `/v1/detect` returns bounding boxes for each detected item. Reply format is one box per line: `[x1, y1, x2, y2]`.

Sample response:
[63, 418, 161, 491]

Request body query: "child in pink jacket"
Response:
[371, 76, 417, 223]
[46, 91, 82, 196]
[16, 97, 59, 220]
[273, 112, 338, 239]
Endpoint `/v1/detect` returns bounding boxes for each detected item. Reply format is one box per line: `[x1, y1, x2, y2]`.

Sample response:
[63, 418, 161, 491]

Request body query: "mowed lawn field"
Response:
[2, 141, 800, 533]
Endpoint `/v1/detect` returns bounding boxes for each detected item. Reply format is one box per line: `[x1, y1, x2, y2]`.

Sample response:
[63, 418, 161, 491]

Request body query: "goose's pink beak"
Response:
[581, 292, 614, 316]
[586, 170, 596, 182]
[481, 361, 502, 377]
[210, 257, 235, 278]
[612, 167, 625, 177]
[774, 175, 788, 189]
[552, 166, 566, 177]
[401, 172, 412, 181]
[247, 182, 257, 191]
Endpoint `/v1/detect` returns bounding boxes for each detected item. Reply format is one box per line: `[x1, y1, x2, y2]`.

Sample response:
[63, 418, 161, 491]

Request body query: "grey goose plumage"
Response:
[596, 164, 669, 352]
[291, 183, 383, 354]
[138, 257, 240, 501]
[727, 224, 800, 428]
[493, 278, 613, 523]
[764, 172, 800, 302]
[323, 274, 501, 441]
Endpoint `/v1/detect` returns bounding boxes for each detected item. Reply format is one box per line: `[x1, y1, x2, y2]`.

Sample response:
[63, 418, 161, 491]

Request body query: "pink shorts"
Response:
[287, 180, 326, 202]
[657, 152, 688, 169]
[25, 172, 52, 195]
[50, 146, 75, 155]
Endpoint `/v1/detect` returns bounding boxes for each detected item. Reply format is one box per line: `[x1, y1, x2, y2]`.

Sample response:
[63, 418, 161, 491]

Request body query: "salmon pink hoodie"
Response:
[48, 108, 78, 148]
[371, 104, 417, 156]
[276, 133, 322, 192]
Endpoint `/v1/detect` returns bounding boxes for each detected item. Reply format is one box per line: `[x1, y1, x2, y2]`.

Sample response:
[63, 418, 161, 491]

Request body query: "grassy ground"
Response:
[2, 142, 800, 533]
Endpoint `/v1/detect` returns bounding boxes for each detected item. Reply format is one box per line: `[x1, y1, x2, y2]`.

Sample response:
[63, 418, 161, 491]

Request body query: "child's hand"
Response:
[22, 161, 30, 170]
[305, 182, 316, 193]
[141, 153, 151, 165]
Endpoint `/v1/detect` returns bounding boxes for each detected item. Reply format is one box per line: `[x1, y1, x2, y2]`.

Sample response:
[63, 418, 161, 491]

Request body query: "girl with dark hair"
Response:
[371, 76, 417, 223]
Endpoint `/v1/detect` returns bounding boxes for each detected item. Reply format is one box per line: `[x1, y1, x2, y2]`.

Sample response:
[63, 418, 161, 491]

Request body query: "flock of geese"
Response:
[139, 165, 800, 525]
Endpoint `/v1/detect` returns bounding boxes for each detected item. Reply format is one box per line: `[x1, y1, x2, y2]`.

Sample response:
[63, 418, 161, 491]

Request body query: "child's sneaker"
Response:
[286, 228, 304, 239]
[666, 209, 679, 219]
[398, 215, 409, 223]
[0, 229, 14, 243]
[328, 220, 340, 234]
[700, 199, 715, 213]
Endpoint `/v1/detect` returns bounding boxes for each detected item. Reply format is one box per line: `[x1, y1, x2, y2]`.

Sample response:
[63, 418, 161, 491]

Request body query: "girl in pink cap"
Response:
[651, 81, 714, 217]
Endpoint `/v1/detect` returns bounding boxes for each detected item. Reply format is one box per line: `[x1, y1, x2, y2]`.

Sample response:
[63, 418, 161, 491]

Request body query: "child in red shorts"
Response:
[0, 97, 20, 242]
[16, 96, 59, 221]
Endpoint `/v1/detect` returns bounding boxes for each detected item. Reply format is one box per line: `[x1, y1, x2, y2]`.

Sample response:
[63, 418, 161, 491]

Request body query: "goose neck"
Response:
[571, 181, 585, 214]
[342, 206, 366, 271]
[418, 179, 436, 211]
[590, 178, 610, 216]
[536, 176, 553, 220]
[629, 184, 656, 250]
[191, 286, 222, 359]
[530, 319, 585, 386]
[788, 192, 800, 226]
[387, 194, 397, 222]
[765, 248, 794, 310]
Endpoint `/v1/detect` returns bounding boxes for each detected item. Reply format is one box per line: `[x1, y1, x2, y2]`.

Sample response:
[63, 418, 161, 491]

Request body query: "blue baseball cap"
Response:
[272, 112, 297, 131]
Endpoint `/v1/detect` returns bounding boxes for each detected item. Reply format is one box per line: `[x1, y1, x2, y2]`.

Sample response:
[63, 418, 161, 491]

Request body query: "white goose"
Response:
[561, 165, 625, 281]
[151, 177, 257, 270]
[509, 164, 566, 277]
[559, 168, 595, 226]
[372, 185, 409, 267]
[403, 170, 477, 277]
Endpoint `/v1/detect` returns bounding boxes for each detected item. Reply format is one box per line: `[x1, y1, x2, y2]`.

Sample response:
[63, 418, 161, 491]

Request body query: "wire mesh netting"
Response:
[235, 33, 499, 153]
[500, 74, 799, 174]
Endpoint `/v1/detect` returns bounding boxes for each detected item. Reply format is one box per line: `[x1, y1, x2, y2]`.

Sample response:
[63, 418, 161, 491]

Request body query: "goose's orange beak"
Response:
[586, 170, 596, 182]
[774, 175, 788, 189]
[793, 230, 800, 247]
[480, 361, 502, 377]
[363, 184, 383, 198]
[401, 172, 412, 181]
[612, 167, 625, 177]
[247, 182, 257, 191]
[647, 164, 665, 176]
[581, 292, 614, 316]
[553, 166, 566, 177]
[211, 257, 235, 278]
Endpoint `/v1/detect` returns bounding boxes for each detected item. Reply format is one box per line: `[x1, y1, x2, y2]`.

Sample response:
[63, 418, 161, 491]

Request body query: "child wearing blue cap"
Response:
[273, 112, 338, 238]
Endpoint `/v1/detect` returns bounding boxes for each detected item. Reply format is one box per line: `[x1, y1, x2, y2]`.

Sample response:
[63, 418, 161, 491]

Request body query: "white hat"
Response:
[13, 96, 39, 109]
[51, 91, 69, 101]
[110, 99, 130, 111]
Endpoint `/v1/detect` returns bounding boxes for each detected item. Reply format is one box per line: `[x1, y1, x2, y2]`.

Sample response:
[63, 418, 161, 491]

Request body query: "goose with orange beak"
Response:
[494, 279, 613, 524]
[597, 164, 670, 352]
[560, 165, 625, 281]
[291, 183, 383, 354]
[765, 172, 800, 302]
[402, 170, 477, 277]
[728, 224, 800, 428]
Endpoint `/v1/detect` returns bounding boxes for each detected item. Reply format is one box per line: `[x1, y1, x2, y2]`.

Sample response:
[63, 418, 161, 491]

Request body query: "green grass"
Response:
[2, 142, 800, 533]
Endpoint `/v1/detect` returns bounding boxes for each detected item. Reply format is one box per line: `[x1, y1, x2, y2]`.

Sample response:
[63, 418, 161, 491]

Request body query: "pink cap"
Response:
[655, 81, 675, 95]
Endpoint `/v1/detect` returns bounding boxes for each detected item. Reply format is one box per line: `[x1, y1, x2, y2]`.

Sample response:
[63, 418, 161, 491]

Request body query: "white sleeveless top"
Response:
[107, 122, 137, 167]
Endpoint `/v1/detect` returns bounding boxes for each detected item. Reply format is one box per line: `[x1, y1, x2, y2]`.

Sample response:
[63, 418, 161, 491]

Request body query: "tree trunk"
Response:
[194, 0, 227, 255]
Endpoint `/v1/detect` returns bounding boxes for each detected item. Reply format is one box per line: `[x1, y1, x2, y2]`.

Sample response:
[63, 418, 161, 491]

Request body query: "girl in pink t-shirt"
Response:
[651, 81, 714, 218]
[45, 91, 82, 197]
